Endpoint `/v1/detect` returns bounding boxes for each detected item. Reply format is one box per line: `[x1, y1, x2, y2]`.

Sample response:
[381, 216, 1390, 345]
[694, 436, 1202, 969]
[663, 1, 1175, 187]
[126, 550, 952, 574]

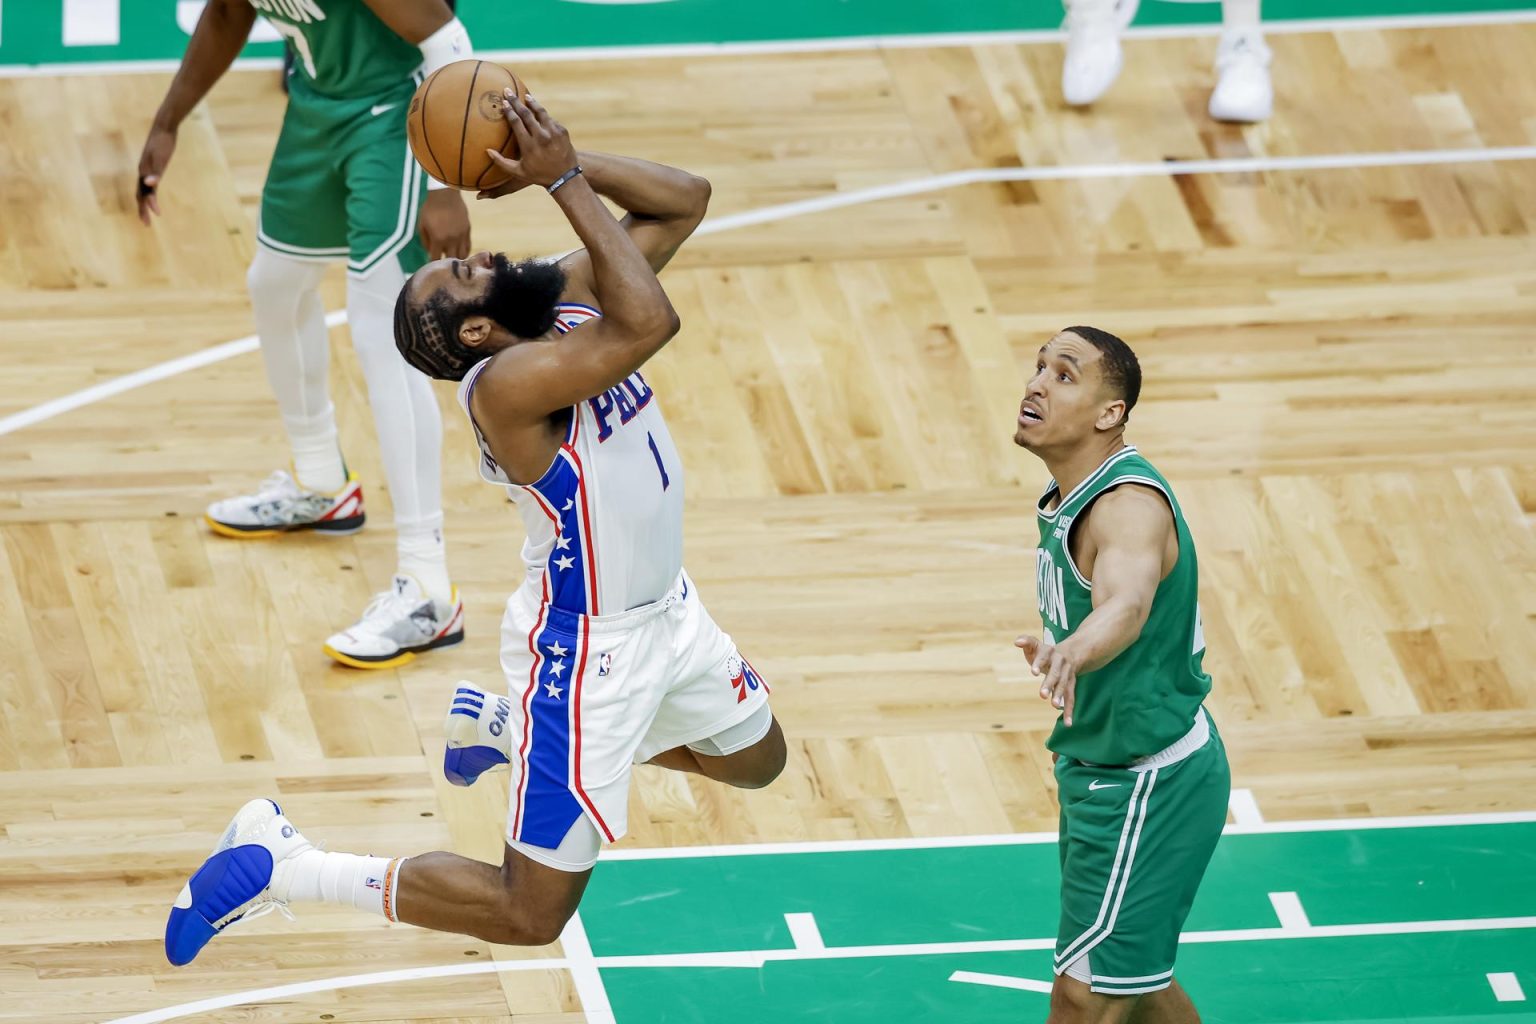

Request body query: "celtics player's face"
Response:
[1014, 332, 1118, 450]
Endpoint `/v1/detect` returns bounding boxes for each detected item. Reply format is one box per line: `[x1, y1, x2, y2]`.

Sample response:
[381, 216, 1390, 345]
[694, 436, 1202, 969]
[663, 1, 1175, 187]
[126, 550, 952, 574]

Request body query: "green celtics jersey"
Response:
[1035, 446, 1210, 765]
[248, 0, 422, 98]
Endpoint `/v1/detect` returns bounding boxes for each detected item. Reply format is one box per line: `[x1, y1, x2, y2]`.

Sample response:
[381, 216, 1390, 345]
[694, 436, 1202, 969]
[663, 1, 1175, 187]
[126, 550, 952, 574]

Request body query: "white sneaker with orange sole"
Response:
[323, 574, 464, 669]
[204, 469, 365, 538]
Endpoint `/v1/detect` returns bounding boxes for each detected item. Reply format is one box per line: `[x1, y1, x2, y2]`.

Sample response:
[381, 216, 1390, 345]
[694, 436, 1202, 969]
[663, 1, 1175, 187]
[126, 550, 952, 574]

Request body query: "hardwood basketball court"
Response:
[1, 4, 1533, 1021]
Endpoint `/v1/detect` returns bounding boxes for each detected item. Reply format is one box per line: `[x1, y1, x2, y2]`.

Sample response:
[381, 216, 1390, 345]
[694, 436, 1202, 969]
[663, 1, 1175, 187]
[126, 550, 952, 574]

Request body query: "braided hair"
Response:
[394, 286, 479, 381]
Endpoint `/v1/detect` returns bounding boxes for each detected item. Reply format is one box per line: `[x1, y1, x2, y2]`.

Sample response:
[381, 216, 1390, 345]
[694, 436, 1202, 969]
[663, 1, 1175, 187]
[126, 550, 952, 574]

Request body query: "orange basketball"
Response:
[406, 60, 525, 191]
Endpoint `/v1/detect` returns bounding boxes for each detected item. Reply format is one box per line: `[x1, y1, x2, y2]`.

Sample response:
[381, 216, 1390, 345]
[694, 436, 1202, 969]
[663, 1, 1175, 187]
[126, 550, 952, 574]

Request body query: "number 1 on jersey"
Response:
[647, 432, 671, 490]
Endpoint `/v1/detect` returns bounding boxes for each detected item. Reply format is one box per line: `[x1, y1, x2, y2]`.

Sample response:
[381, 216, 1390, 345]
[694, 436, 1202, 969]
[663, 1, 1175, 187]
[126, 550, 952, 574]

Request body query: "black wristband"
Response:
[547, 166, 583, 194]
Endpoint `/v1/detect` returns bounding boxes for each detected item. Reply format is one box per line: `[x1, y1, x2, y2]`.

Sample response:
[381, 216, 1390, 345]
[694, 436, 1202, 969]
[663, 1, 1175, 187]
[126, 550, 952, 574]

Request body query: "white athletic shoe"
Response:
[1061, 0, 1141, 107]
[323, 574, 465, 669]
[442, 682, 513, 786]
[1208, 29, 1273, 123]
[205, 468, 365, 538]
[164, 798, 310, 967]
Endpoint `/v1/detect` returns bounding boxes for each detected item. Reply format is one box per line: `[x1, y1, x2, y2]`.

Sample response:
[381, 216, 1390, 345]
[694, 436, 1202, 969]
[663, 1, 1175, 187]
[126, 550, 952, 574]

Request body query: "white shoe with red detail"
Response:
[323, 574, 464, 669]
[204, 469, 365, 538]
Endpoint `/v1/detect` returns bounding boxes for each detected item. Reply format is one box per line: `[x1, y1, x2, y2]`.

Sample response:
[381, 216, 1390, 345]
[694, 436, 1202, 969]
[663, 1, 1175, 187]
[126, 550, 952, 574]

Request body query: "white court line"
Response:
[950, 970, 1054, 994]
[1489, 972, 1527, 1002]
[1228, 788, 1264, 826]
[4, 143, 1535, 440]
[0, 310, 345, 437]
[1268, 892, 1312, 931]
[785, 912, 827, 951]
[99, 913, 1536, 1024]
[4, 8, 1536, 76]
[559, 912, 616, 1024]
[600, 807, 1536, 860]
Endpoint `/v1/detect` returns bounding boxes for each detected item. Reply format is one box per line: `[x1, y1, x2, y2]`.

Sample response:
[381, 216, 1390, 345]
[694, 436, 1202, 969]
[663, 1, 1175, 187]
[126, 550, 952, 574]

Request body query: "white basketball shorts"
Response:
[499, 569, 771, 855]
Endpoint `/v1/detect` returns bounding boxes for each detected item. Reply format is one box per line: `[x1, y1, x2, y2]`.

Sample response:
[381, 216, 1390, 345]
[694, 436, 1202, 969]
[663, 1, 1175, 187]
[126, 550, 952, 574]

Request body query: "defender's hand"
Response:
[481, 90, 578, 191]
[419, 188, 471, 259]
[1016, 635, 1082, 727]
[137, 125, 178, 225]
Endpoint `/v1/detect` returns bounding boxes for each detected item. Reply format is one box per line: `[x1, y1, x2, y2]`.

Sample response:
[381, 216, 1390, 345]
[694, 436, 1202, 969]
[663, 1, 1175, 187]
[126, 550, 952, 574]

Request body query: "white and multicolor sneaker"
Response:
[204, 469, 365, 538]
[443, 682, 513, 786]
[1208, 29, 1273, 123]
[164, 798, 309, 967]
[323, 574, 464, 669]
[1061, 0, 1141, 107]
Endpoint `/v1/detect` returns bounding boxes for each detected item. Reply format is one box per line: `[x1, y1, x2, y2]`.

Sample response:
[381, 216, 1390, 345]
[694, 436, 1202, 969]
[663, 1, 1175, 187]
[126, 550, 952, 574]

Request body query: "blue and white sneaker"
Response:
[164, 799, 311, 966]
[443, 683, 514, 787]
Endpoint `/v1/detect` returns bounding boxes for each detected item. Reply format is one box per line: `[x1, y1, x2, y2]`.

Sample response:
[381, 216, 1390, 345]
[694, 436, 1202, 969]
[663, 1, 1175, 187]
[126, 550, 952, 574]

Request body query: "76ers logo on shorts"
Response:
[727, 654, 765, 704]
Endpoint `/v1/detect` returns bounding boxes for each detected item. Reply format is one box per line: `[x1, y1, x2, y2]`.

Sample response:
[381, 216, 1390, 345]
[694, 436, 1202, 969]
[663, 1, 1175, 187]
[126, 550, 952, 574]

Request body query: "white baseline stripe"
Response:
[4, 9, 1536, 77]
[950, 970, 1054, 994]
[4, 145, 1532, 440]
[600, 806, 1536, 860]
[559, 912, 616, 1024]
[100, 914, 1536, 1024]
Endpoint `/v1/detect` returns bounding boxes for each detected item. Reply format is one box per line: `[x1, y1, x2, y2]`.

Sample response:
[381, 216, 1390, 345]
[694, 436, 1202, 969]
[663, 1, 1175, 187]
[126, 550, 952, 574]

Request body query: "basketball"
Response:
[406, 59, 524, 191]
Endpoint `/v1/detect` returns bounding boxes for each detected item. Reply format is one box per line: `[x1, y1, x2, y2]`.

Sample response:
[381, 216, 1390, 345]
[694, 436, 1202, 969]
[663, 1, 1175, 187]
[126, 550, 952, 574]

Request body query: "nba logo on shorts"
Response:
[597, 652, 613, 677]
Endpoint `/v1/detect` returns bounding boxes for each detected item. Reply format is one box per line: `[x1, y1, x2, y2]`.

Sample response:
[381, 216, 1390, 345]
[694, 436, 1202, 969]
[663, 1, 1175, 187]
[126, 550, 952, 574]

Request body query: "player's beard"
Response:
[477, 253, 568, 340]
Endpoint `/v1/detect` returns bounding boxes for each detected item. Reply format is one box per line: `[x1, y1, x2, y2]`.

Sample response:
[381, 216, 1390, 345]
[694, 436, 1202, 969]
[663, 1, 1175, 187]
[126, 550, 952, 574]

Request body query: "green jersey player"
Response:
[136, 0, 476, 667]
[1014, 327, 1231, 1023]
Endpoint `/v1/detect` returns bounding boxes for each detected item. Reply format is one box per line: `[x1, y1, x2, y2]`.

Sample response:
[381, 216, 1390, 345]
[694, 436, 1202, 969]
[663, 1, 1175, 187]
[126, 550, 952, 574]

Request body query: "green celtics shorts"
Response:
[257, 75, 427, 277]
[1053, 710, 1230, 995]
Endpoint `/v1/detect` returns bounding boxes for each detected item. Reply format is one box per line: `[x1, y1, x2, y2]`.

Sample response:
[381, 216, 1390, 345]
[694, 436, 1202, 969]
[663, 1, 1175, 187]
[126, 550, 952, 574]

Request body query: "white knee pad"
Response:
[687, 703, 775, 757]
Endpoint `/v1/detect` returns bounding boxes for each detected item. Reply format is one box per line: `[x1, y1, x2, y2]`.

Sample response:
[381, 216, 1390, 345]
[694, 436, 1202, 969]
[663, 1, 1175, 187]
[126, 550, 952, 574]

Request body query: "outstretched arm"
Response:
[1016, 485, 1173, 726]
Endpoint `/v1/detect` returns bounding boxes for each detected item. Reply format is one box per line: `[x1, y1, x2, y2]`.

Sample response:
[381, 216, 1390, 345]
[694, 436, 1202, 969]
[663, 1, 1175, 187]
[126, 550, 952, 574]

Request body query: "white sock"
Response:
[398, 515, 453, 604]
[270, 850, 406, 920]
[285, 406, 347, 494]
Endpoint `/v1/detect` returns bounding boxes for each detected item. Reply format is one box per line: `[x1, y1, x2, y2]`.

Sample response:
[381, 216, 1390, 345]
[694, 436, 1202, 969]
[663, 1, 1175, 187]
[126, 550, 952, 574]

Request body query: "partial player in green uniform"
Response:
[1014, 327, 1231, 1022]
[135, 0, 475, 667]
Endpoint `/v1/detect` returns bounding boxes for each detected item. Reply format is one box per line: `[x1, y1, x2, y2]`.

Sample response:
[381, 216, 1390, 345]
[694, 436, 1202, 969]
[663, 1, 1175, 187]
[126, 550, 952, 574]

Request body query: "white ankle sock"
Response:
[270, 850, 406, 920]
[398, 516, 453, 604]
[284, 406, 347, 493]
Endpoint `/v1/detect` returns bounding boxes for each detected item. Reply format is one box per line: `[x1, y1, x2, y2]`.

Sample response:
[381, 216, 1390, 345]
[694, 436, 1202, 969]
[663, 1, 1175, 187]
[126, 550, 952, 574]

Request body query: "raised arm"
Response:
[1017, 485, 1174, 725]
[472, 94, 683, 430]
[137, 0, 257, 224]
[549, 152, 711, 276]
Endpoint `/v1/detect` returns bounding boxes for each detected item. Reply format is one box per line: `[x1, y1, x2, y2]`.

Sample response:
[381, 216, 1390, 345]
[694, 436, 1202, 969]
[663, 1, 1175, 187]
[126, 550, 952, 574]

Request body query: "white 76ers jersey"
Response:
[457, 303, 685, 616]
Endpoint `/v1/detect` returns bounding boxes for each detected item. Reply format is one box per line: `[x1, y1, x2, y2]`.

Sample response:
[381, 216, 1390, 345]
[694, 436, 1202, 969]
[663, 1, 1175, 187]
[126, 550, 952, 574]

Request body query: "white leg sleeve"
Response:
[247, 248, 345, 491]
[346, 259, 450, 593]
